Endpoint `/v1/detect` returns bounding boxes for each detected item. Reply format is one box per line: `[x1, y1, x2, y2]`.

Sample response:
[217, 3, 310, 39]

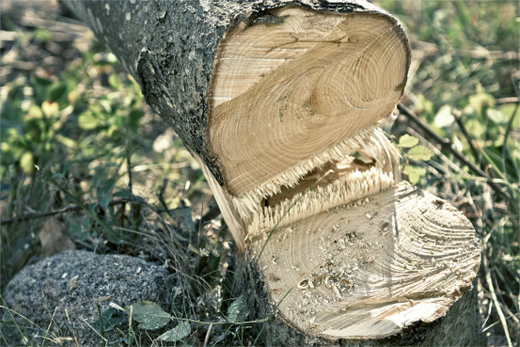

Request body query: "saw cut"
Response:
[209, 6, 409, 199]
[248, 182, 480, 339]
[202, 4, 479, 340]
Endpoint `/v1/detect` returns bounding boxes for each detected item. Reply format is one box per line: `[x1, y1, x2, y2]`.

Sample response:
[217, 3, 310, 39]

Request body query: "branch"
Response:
[453, 110, 482, 169]
[1, 199, 128, 225]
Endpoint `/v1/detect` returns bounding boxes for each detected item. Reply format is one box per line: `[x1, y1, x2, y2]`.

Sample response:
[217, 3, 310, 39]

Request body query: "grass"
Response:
[1, 0, 519, 346]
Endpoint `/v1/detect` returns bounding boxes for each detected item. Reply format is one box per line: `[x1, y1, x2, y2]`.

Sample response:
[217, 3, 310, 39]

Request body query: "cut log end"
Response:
[249, 182, 480, 340]
[209, 6, 410, 199]
[200, 3, 478, 342]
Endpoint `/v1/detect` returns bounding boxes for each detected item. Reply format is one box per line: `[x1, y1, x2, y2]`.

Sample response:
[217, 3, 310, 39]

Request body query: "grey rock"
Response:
[2, 250, 173, 346]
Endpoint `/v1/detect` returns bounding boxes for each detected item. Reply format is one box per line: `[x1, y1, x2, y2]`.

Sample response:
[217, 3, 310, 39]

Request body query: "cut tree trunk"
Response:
[65, 0, 482, 344]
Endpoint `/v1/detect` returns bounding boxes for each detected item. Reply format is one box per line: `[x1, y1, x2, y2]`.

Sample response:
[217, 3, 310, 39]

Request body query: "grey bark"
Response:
[63, 0, 391, 186]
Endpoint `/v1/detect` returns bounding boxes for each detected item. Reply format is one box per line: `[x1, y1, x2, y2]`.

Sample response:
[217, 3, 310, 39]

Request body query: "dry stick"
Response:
[202, 323, 213, 347]
[483, 255, 513, 347]
[496, 97, 519, 105]
[398, 103, 511, 202]
[406, 127, 461, 173]
[126, 138, 139, 231]
[502, 102, 519, 178]
[44, 176, 114, 236]
[453, 111, 481, 168]
[41, 307, 58, 347]
[65, 308, 80, 347]
[1, 199, 128, 225]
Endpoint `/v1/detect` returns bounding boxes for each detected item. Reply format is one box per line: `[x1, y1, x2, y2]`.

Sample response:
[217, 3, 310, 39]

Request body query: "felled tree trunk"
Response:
[65, 0, 482, 344]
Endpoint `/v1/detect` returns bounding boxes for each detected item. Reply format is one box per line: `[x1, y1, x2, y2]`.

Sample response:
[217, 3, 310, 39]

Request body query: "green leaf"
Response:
[486, 108, 508, 124]
[100, 196, 110, 209]
[157, 321, 191, 342]
[33, 76, 53, 103]
[415, 94, 434, 118]
[98, 178, 116, 198]
[499, 104, 520, 129]
[98, 99, 112, 114]
[94, 308, 122, 332]
[55, 135, 77, 148]
[128, 109, 145, 133]
[129, 301, 171, 330]
[48, 83, 68, 102]
[434, 105, 455, 128]
[469, 85, 495, 114]
[78, 111, 99, 130]
[405, 165, 426, 185]
[407, 146, 434, 161]
[41, 101, 60, 117]
[20, 152, 34, 173]
[78, 231, 89, 242]
[398, 134, 419, 148]
[108, 73, 122, 90]
[69, 223, 82, 235]
[466, 119, 486, 138]
[113, 190, 132, 198]
[33, 28, 52, 42]
[227, 295, 248, 323]
[82, 217, 91, 230]
[25, 105, 43, 120]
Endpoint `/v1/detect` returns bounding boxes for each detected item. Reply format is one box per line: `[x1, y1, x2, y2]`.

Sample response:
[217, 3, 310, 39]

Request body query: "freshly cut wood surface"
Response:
[200, 126, 400, 251]
[209, 6, 410, 198]
[248, 182, 480, 339]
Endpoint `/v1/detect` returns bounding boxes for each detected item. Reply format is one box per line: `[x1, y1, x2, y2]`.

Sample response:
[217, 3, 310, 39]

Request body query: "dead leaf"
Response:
[38, 218, 76, 259]
[67, 275, 79, 293]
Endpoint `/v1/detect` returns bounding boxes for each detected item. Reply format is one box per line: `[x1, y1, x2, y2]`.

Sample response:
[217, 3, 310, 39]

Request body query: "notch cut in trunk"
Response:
[208, 6, 409, 200]
[199, 4, 479, 341]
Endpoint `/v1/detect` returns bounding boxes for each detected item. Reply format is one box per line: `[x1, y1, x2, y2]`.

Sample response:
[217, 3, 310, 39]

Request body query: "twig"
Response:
[497, 97, 519, 105]
[502, 102, 519, 178]
[41, 307, 58, 347]
[483, 255, 513, 347]
[1, 199, 128, 225]
[203, 323, 212, 347]
[398, 103, 511, 202]
[126, 138, 140, 231]
[65, 308, 79, 347]
[406, 127, 461, 173]
[453, 111, 481, 168]
[44, 176, 114, 236]
[95, 300, 105, 343]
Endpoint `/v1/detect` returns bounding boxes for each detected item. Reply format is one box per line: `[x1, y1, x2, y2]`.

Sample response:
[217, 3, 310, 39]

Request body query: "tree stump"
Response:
[65, 0, 481, 343]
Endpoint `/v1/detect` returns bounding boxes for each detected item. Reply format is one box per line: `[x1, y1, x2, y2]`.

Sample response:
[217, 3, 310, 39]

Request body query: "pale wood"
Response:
[209, 7, 409, 198]
[63, 0, 393, 186]
[248, 182, 480, 339]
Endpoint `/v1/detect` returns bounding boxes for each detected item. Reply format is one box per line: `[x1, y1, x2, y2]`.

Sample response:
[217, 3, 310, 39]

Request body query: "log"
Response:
[65, 0, 481, 344]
